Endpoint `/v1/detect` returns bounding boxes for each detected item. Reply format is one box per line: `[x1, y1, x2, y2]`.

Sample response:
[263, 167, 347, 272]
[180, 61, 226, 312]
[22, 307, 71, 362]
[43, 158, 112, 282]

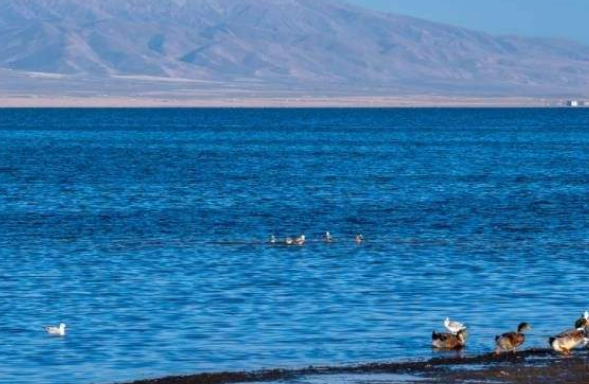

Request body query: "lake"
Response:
[0, 108, 588, 384]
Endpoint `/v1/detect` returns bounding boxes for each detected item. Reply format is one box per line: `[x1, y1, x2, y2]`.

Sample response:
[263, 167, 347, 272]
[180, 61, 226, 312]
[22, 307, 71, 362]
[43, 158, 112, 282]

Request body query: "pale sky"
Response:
[343, 0, 589, 45]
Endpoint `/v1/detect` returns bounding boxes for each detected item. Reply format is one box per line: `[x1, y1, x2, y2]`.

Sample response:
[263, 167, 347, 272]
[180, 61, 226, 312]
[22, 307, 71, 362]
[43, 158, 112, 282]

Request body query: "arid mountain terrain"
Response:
[1, 0, 588, 101]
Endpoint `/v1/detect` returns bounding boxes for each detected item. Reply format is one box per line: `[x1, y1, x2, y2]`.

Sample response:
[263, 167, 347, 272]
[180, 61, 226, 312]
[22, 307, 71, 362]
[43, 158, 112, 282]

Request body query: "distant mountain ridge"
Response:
[1, 0, 589, 97]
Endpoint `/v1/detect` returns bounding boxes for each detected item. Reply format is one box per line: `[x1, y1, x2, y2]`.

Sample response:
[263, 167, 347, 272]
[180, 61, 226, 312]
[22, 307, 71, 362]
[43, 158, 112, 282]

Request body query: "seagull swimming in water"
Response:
[324, 232, 333, 243]
[45, 323, 66, 337]
[355, 234, 364, 244]
[269, 235, 277, 244]
[444, 318, 467, 334]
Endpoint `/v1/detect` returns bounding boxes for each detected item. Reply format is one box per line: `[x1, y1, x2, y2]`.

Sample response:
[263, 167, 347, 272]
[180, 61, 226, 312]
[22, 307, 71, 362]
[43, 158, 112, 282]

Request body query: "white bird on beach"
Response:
[45, 323, 66, 337]
[444, 318, 467, 334]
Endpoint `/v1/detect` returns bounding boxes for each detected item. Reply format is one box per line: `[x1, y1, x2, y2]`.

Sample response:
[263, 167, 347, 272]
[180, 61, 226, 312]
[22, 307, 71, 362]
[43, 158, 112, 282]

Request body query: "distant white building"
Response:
[566, 100, 580, 107]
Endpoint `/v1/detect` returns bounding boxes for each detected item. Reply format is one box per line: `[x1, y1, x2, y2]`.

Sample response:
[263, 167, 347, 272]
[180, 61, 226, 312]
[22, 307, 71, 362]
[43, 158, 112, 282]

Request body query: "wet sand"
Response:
[126, 349, 589, 384]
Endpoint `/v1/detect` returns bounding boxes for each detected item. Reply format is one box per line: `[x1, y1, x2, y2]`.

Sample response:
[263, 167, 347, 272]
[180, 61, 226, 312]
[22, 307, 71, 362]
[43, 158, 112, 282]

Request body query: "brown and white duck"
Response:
[432, 329, 467, 350]
[549, 327, 588, 355]
[495, 322, 532, 355]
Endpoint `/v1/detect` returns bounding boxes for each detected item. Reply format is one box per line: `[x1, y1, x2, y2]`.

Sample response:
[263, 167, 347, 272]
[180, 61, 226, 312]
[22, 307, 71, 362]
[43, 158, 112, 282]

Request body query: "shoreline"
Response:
[124, 349, 589, 384]
[0, 95, 571, 108]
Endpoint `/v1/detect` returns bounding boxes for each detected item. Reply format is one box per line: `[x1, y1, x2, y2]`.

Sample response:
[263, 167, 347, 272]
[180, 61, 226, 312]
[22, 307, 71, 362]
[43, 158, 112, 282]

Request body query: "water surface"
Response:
[0, 108, 588, 384]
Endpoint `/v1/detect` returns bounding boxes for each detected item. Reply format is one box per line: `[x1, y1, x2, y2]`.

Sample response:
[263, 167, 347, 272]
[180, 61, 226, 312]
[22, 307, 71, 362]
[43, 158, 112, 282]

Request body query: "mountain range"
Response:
[1, 0, 589, 100]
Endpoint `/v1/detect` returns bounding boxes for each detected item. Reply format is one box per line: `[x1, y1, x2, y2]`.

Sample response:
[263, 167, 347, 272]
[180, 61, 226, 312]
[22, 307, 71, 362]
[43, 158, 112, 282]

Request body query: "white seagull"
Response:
[324, 232, 333, 243]
[45, 323, 66, 337]
[444, 318, 467, 334]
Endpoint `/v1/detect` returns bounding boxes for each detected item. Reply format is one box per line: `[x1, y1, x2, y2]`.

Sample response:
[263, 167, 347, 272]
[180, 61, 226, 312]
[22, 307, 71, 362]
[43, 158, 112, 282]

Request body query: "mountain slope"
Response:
[1, 0, 589, 96]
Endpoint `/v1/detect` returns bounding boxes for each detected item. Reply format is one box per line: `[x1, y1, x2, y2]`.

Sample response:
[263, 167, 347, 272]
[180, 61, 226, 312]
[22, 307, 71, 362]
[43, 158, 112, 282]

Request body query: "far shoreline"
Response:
[0, 95, 581, 108]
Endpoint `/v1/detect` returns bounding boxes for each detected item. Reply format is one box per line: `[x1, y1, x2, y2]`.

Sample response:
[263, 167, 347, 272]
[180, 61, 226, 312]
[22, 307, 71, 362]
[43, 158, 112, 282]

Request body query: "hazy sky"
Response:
[344, 0, 589, 45]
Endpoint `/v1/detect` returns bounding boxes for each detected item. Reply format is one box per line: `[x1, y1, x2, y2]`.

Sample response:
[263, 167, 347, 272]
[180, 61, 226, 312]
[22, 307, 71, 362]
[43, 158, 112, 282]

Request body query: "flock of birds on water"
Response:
[41, 231, 589, 358]
[270, 232, 364, 245]
[435, 312, 589, 355]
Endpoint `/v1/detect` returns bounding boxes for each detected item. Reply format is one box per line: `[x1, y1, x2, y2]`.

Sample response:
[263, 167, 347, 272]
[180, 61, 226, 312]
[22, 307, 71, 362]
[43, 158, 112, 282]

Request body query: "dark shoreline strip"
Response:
[124, 348, 563, 384]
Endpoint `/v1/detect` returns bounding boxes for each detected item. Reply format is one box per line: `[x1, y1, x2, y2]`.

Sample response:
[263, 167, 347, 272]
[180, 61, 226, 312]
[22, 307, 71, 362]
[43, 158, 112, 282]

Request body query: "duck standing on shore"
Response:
[495, 322, 532, 355]
[549, 327, 589, 355]
[549, 316, 589, 355]
[432, 329, 467, 350]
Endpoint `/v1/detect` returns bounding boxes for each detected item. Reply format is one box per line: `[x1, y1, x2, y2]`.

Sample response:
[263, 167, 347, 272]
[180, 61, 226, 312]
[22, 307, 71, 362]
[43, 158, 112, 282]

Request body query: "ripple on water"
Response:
[0, 108, 589, 384]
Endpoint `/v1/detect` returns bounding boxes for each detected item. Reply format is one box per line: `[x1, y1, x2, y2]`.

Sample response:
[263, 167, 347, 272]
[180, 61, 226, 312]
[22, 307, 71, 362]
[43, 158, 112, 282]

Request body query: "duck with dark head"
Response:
[432, 329, 467, 350]
[549, 316, 589, 356]
[549, 329, 588, 356]
[495, 322, 532, 355]
[574, 311, 589, 329]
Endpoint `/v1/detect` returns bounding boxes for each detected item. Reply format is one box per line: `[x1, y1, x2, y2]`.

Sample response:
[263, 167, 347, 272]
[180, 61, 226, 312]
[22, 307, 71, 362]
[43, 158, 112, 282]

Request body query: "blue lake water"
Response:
[0, 108, 588, 384]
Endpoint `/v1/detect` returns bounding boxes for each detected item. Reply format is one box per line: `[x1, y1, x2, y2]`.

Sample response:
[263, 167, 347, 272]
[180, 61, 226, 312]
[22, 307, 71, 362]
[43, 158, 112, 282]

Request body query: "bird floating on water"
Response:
[285, 235, 305, 246]
[495, 322, 532, 355]
[432, 329, 467, 350]
[355, 234, 364, 244]
[444, 318, 467, 334]
[324, 232, 333, 243]
[269, 235, 277, 244]
[294, 235, 306, 245]
[45, 323, 66, 337]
